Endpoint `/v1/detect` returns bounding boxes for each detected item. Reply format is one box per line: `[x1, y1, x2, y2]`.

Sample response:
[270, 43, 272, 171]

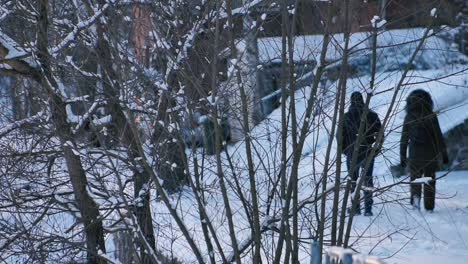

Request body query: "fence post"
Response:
[342, 251, 353, 264]
[310, 240, 321, 264]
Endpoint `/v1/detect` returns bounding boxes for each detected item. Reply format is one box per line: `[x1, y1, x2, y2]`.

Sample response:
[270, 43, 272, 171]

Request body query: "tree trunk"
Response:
[93, 4, 157, 262]
[36, 1, 106, 262]
[132, 4, 152, 66]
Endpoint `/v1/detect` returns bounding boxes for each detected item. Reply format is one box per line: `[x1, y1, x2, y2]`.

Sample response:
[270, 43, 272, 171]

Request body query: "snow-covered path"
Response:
[353, 170, 468, 264]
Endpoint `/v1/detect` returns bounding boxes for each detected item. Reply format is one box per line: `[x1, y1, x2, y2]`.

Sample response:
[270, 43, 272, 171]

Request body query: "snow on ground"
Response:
[298, 68, 468, 263]
[353, 170, 468, 264]
[150, 26, 468, 263]
[315, 69, 468, 263]
[0, 19, 466, 264]
[155, 71, 468, 263]
[17, 27, 462, 264]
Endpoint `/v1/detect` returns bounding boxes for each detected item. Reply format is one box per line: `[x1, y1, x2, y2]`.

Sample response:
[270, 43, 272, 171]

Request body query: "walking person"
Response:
[400, 89, 449, 211]
[342, 92, 382, 216]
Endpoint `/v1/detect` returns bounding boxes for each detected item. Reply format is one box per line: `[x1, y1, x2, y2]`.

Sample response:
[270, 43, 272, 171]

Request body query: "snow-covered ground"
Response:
[331, 66, 468, 263]
[310, 66, 468, 263]
[355, 170, 468, 264]
[2, 26, 466, 263]
[152, 58, 468, 263]
[165, 27, 468, 263]
[277, 69, 468, 264]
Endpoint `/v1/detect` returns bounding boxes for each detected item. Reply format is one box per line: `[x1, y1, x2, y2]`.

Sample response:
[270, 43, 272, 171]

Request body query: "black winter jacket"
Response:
[342, 105, 382, 157]
[400, 112, 448, 171]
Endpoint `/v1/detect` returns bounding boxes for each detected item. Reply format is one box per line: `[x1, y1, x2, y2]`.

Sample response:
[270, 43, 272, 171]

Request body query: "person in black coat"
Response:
[342, 92, 382, 216]
[400, 89, 448, 211]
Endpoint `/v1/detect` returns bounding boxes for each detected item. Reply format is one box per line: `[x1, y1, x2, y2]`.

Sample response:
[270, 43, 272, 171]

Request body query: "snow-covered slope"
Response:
[239, 27, 466, 73]
[152, 27, 468, 263]
[257, 29, 468, 263]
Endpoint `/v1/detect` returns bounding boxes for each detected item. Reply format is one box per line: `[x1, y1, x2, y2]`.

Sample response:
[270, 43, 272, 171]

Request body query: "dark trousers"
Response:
[410, 166, 436, 210]
[346, 154, 374, 213]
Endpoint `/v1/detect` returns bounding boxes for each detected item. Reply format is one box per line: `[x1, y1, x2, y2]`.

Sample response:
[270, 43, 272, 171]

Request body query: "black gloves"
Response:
[443, 153, 449, 165]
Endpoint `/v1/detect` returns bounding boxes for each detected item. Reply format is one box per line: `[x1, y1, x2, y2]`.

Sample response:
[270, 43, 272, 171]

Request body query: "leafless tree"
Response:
[0, 0, 466, 263]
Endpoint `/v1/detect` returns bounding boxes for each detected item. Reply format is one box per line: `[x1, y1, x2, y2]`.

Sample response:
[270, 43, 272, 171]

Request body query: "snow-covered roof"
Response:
[236, 27, 467, 69]
[0, 31, 37, 67]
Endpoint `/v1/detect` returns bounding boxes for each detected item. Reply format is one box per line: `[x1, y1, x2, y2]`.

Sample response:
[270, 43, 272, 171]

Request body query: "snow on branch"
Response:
[72, 101, 99, 132]
[65, 56, 102, 78]
[0, 112, 46, 138]
[66, 104, 80, 124]
[118, 0, 153, 4]
[371, 15, 386, 29]
[50, 1, 119, 56]
[93, 115, 112, 126]
[220, 0, 265, 19]
[66, 95, 91, 103]
[0, 2, 12, 21]
[411, 177, 433, 184]
[155, 0, 264, 84]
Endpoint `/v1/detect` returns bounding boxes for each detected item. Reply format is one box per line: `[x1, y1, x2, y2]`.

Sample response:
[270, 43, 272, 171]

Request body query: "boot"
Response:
[347, 205, 361, 216]
[364, 210, 373, 217]
[424, 179, 436, 211]
[364, 206, 373, 216]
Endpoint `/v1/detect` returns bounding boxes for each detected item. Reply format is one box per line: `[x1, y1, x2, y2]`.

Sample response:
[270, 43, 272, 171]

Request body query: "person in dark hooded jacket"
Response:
[400, 89, 448, 211]
[342, 92, 382, 216]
